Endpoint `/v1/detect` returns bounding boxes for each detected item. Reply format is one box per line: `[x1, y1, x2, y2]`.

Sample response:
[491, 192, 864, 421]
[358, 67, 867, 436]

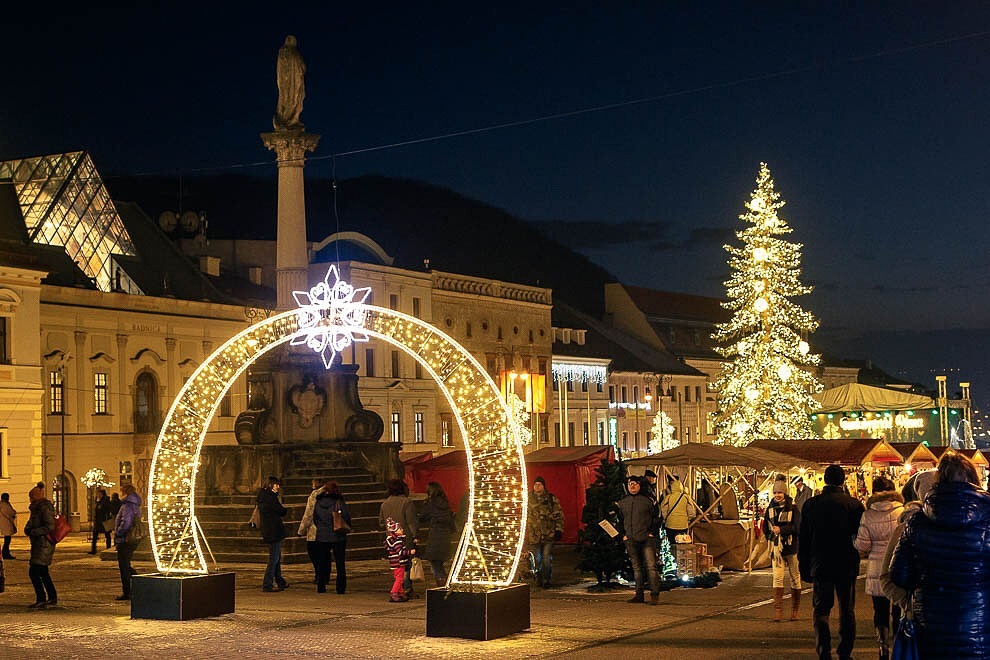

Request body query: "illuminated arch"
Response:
[148, 270, 526, 587]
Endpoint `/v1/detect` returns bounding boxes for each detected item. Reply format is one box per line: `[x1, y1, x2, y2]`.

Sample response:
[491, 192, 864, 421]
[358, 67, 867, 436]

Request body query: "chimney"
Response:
[247, 267, 263, 286]
[199, 256, 221, 277]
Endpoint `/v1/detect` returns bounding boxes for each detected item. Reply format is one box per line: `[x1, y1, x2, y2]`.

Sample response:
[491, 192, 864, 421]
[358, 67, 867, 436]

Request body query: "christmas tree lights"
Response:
[649, 411, 676, 454]
[148, 268, 527, 587]
[711, 163, 823, 446]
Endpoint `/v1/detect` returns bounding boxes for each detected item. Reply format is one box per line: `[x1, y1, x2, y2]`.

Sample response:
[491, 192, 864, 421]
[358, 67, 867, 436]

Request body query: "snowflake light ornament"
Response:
[291, 266, 372, 369]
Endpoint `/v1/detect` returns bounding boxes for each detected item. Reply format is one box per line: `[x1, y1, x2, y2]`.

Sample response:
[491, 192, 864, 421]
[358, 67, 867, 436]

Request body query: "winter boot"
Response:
[773, 587, 784, 622]
[790, 588, 801, 620]
[877, 626, 890, 660]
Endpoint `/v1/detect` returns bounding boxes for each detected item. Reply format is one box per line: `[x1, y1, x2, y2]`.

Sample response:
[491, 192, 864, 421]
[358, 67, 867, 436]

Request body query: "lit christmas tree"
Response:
[711, 163, 823, 446]
[649, 411, 676, 454]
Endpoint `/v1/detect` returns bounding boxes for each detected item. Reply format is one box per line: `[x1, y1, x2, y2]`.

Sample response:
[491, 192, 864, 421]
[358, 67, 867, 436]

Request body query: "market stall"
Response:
[404, 445, 614, 543]
[626, 444, 816, 571]
[748, 438, 903, 500]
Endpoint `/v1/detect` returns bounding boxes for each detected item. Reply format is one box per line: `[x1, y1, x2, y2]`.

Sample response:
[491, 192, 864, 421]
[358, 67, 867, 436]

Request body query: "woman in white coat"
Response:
[854, 475, 904, 660]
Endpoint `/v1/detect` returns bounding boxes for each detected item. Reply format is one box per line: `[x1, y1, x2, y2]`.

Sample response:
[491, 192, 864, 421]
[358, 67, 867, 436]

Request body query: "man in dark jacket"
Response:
[798, 464, 865, 660]
[616, 476, 661, 605]
[89, 488, 113, 554]
[257, 476, 288, 592]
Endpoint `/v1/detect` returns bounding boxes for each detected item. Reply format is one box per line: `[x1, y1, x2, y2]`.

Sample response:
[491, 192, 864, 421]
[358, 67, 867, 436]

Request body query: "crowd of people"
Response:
[789, 452, 990, 660]
[8, 451, 990, 660]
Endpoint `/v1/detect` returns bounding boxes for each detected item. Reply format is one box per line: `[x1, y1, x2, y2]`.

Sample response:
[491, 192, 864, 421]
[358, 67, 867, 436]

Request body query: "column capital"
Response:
[261, 129, 321, 166]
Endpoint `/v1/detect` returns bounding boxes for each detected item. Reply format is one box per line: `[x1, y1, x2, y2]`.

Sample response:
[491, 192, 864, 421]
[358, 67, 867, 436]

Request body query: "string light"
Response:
[147, 268, 527, 588]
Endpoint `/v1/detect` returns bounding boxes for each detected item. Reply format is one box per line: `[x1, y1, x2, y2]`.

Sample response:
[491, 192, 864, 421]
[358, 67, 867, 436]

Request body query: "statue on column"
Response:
[274, 35, 306, 130]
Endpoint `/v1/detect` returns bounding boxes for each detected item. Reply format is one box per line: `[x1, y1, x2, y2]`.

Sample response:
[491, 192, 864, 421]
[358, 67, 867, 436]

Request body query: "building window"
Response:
[608, 385, 615, 404]
[583, 421, 589, 446]
[466, 321, 472, 338]
[568, 422, 575, 447]
[598, 421, 606, 444]
[552, 376, 559, 392]
[581, 379, 588, 392]
[621, 431, 628, 451]
[365, 348, 375, 377]
[391, 411, 401, 443]
[555, 423, 561, 446]
[0, 428, 7, 478]
[566, 378, 574, 392]
[389, 294, 398, 311]
[633, 386, 639, 404]
[134, 371, 159, 434]
[621, 386, 627, 403]
[415, 362, 423, 379]
[0, 317, 8, 364]
[497, 326, 503, 341]
[597, 381, 604, 393]
[412, 297, 421, 318]
[391, 350, 400, 378]
[441, 413, 453, 447]
[94, 372, 108, 414]
[684, 385, 690, 402]
[220, 391, 232, 417]
[415, 411, 425, 444]
[696, 386, 702, 402]
[50, 370, 64, 414]
[634, 431, 640, 451]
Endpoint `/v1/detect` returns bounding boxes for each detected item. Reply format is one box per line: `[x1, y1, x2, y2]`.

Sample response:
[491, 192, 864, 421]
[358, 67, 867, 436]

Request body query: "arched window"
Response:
[134, 371, 160, 434]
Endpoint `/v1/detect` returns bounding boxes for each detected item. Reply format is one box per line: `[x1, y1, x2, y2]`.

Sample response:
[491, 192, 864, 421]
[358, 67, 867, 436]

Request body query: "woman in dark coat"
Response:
[890, 452, 990, 658]
[257, 476, 288, 592]
[311, 481, 351, 594]
[418, 482, 455, 586]
[23, 485, 57, 608]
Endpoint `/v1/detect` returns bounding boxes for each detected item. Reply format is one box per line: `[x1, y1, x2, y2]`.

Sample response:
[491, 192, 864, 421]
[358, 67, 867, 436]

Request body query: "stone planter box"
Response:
[131, 572, 235, 620]
[426, 583, 530, 640]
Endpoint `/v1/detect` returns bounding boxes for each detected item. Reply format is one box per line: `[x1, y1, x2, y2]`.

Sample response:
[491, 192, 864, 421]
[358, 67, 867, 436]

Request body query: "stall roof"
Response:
[887, 443, 938, 465]
[815, 383, 933, 413]
[927, 446, 990, 467]
[748, 439, 903, 465]
[625, 443, 817, 471]
[525, 446, 614, 463]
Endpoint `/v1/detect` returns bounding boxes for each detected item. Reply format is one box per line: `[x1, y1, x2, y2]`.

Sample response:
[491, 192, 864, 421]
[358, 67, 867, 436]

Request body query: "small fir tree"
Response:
[577, 458, 630, 590]
[649, 411, 676, 454]
[711, 163, 823, 446]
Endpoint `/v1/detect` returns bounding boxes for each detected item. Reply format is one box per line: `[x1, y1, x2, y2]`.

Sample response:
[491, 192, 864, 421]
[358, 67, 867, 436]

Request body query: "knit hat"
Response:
[385, 517, 400, 534]
[28, 486, 44, 502]
[772, 479, 788, 494]
[913, 470, 937, 502]
[644, 470, 657, 479]
[824, 464, 845, 486]
[533, 476, 546, 487]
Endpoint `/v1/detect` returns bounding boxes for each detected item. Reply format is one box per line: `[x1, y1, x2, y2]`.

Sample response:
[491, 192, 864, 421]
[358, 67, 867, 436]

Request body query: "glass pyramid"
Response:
[0, 151, 137, 292]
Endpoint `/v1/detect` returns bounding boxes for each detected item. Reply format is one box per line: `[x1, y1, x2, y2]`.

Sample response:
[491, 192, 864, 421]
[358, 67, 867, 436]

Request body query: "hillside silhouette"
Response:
[106, 174, 618, 313]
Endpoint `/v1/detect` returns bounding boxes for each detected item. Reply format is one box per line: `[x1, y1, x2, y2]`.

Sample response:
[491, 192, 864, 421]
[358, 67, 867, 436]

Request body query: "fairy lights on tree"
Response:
[711, 163, 823, 446]
[649, 411, 676, 454]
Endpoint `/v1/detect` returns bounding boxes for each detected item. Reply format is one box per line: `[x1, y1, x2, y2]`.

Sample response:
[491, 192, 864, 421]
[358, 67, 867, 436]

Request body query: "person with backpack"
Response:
[418, 482, 455, 586]
[113, 483, 143, 601]
[23, 484, 57, 608]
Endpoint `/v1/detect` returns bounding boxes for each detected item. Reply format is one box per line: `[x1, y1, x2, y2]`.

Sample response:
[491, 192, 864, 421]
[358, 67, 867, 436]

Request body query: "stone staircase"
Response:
[134, 454, 390, 566]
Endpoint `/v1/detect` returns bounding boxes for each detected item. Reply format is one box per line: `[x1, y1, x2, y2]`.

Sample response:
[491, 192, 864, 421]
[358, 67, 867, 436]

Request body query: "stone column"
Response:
[261, 128, 320, 309]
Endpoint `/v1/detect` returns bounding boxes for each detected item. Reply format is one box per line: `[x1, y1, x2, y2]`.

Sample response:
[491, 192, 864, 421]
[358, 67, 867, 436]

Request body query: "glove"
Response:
[553, 530, 563, 542]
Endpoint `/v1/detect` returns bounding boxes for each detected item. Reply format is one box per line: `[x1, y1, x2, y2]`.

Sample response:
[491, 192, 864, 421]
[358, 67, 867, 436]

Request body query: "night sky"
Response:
[3, 3, 990, 399]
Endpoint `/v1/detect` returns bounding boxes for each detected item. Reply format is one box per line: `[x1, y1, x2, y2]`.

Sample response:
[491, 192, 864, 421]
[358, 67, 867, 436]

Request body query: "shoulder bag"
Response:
[333, 508, 351, 534]
[47, 512, 71, 544]
[892, 597, 919, 660]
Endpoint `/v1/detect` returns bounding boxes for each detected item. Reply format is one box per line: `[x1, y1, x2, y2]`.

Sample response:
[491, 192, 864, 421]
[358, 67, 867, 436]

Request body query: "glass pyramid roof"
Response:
[0, 151, 137, 291]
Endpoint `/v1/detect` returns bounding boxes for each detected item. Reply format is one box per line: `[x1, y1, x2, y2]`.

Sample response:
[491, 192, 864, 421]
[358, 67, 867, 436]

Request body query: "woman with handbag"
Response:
[23, 485, 57, 609]
[418, 482, 455, 587]
[311, 481, 351, 594]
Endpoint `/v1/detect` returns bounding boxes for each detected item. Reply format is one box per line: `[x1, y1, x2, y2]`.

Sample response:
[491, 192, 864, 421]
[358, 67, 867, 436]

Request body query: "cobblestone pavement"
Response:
[1, 535, 880, 658]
